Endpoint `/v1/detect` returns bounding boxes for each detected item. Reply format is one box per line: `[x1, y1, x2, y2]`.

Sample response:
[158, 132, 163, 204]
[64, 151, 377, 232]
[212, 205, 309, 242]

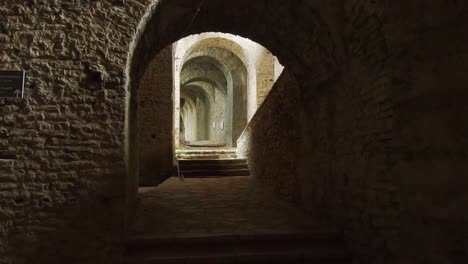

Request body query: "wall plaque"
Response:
[0, 71, 25, 98]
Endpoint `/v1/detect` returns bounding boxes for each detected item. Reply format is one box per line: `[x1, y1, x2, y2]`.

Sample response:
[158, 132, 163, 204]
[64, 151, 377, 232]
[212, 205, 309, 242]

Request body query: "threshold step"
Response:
[178, 149, 236, 153]
[124, 232, 350, 264]
[178, 159, 247, 165]
[125, 231, 344, 250]
[123, 248, 350, 264]
[181, 169, 250, 177]
[177, 155, 238, 160]
[180, 164, 248, 171]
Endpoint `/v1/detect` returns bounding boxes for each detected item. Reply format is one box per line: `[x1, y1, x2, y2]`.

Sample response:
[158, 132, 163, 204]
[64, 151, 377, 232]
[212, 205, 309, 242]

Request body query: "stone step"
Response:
[179, 159, 247, 165]
[177, 158, 250, 177]
[176, 149, 238, 160]
[180, 169, 250, 177]
[180, 163, 248, 171]
[185, 143, 227, 147]
[123, 248, 350, 264]
[178, 149, 236, 154]
[177, 152, 237, 156]
[124, 232, 351, 264]
[125, 232, 344, 250]
[177, 153, 237, 157]
[177, 154, 238, 160]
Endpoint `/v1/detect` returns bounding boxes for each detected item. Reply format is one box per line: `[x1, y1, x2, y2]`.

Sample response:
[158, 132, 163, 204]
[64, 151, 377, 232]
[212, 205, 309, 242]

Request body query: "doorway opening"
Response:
[123, 1, 352, 262]
[134, 32, 284, 186]
[174, 33, 284, 150]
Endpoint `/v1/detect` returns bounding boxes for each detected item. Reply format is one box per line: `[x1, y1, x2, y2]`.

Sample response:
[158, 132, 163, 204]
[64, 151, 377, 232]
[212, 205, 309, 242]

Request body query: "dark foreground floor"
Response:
[128, 176, 324, 238]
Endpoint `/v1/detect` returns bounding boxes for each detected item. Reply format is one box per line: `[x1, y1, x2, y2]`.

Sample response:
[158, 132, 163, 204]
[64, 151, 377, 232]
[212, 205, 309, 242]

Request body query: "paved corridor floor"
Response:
[128, 176, 322, 238]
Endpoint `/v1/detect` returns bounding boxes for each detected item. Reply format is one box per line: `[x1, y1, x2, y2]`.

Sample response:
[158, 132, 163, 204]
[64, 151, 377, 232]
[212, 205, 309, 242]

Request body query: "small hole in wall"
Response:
[15, 198, 25, 205]
[151, 134, 156, 139]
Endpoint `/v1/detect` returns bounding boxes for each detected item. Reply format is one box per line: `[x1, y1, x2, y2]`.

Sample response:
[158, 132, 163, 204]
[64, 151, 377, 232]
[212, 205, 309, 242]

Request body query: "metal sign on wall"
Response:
[0, 71, 25, 98]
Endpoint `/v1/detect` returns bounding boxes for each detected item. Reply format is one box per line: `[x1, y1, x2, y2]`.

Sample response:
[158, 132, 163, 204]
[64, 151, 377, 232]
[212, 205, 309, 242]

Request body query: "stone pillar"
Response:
[138, 45, 174, 186]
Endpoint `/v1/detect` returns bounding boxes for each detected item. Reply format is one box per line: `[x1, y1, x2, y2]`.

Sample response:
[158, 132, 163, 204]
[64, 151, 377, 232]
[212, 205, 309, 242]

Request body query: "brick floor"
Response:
[128, 176, 323, 238]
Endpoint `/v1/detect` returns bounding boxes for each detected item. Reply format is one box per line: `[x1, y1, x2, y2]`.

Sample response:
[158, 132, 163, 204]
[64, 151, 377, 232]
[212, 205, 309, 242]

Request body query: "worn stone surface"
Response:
[255, 50, 276, 107]
[238, 69, 302, 205]
[129, 176, 322, 237]
[236, 1, 468, 263]
[137, 45, 173, 186]
[0, 1, 153, 263]
[384, 2, 468, 263]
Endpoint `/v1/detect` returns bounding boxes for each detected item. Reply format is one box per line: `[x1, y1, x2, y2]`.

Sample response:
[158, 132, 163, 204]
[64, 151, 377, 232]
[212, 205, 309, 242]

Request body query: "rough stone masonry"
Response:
[0, 1, 468, 264]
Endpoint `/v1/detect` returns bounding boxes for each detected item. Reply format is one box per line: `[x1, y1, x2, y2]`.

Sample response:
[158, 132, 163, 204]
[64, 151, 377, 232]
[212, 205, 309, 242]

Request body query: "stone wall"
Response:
[385, 2, 468, 262]
[137, 45, 173, 186]
[255, 50, 275, 107]
[208, 87, 227, 144]
[236, 1, 468, 263]
[237, 69, 301, 204]
[0, 0, 152, 262]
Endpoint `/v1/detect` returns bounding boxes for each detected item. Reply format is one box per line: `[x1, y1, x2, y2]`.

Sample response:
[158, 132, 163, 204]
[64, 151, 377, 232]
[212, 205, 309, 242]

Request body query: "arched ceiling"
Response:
[181, 59, 228, 90]
[128, 0, 339, 94]
[181, 36, 250, 68]
[184, 48, 247, 83]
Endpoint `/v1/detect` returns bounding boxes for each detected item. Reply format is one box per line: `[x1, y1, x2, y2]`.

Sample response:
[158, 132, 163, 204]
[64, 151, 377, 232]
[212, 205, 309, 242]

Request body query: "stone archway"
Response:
[178, 48, 248, 148]
[123, 1, 397, 263]
[126, 1, 338, 221]
[125, 1, 340, 212]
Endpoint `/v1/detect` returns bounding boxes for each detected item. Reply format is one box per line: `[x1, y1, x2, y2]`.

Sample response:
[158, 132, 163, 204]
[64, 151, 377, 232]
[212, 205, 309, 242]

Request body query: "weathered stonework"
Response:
[174, 33, 281, 148]
[137, 45, 173, 186]
[0, 1, 467, 263]
[236, 1, 468, 263]
[384, 2, 468, 262]
[180, 58, 228, 144]
[237, 69, 302, 205]
[0, 1, 153, 262]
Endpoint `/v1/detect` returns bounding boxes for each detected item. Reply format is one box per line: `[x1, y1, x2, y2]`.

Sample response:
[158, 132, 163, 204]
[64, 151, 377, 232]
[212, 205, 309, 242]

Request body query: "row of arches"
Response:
[121, 1, 368, 259]
[132, 32, 283, 186]
[174, 33, 282, 148]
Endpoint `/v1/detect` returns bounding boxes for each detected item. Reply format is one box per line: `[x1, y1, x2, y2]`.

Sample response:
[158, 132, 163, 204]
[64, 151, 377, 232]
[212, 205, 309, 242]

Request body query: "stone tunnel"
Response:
[0, 1, 468, 263]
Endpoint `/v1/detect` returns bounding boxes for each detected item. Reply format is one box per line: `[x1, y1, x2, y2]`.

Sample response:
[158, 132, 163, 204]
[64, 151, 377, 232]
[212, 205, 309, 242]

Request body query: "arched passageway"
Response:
[179, 54, 231, 146]
[126, 1, 340, 213]
[174, 34, 280, 148]
[125, 2, 468, 263]
[124, 0, 363, 261]
[134, 32, 282, 185]
[1, 1, 466, 263]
